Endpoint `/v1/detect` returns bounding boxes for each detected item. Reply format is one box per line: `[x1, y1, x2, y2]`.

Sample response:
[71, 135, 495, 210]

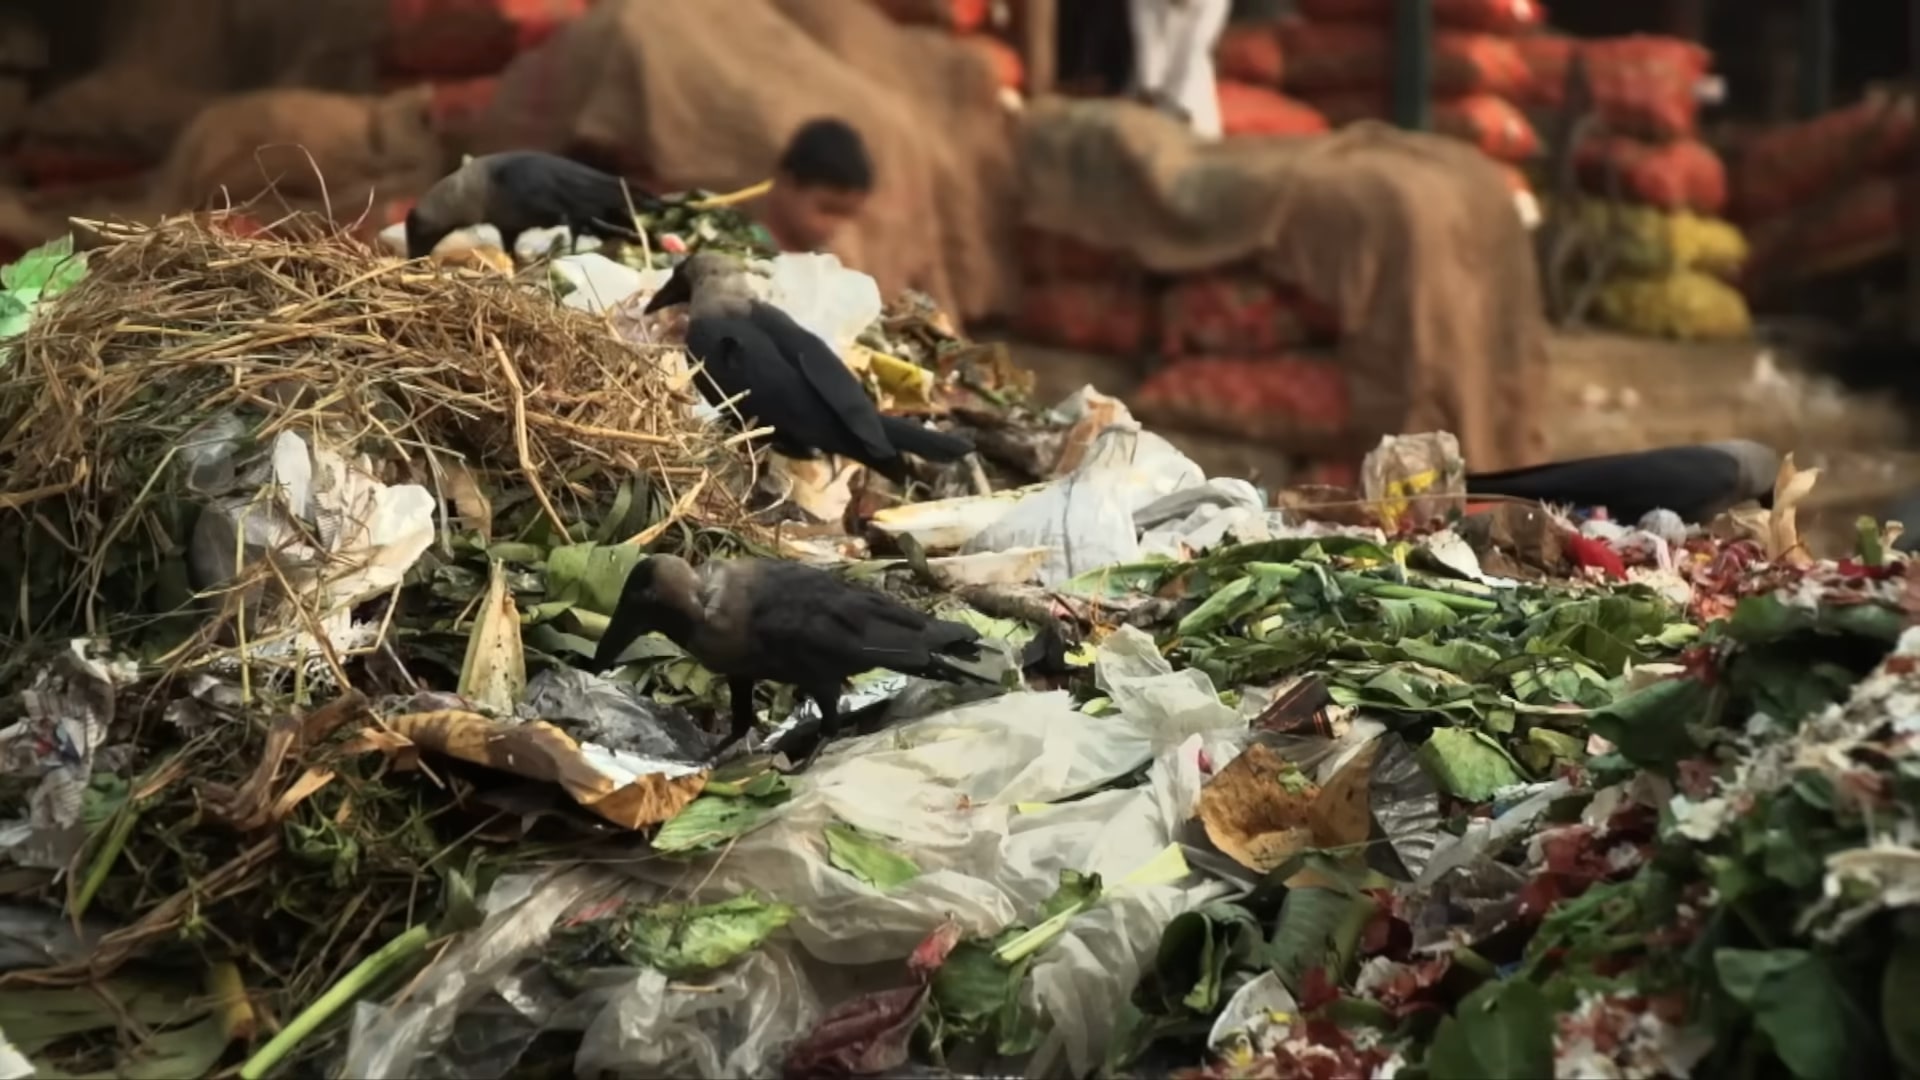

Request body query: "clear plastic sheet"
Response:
[342, 630, 1251, 1079]
[342, 867, 614, 1079]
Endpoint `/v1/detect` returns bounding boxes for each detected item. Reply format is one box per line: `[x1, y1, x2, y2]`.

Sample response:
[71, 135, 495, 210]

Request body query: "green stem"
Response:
[238, 924, 434, 1080]
[71, 804, 140, 920]
[1244, 562, 1501, 614]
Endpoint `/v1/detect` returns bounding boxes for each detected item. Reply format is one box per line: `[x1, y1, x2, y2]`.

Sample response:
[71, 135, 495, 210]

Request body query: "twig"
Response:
[489, 334, 571, 538]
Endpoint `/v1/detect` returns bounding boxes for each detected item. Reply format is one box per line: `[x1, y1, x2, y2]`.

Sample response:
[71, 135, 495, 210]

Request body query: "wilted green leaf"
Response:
[825, 823, 921, 890]
[1268, 886, 1375, 993]
[1425, 978, 1554, 1080]
[1586, 675, 1710, 768]
[994, 870, 1103, 965]
[1416, 727, 1526, 801]
[618, 893, 795, 976]
[932, 938, 1019, 1037]
[1155, 903, 1263, 1014]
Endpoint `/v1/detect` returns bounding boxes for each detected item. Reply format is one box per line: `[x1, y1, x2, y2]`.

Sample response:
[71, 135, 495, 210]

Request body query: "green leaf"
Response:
[1416, 727, 1526, 801]
[545, 541, 645, 613]
[824, 823, 921, 890]
[1, 235, 84, 293]
[617, 893, 796, 976]
[1268, 886, 1375, 993]
[932, 940, 1019, 1037]
[1177, 575, 1259, 637]
[1154, 903, 1263, 1015]
[1714, 948, 1874, 1080]
[1715, 947, 1809, 1005]
[1039, 869, 1102, 921]
[1425, 978, 1555, 1080]
[994, 870, 1103, 965]
[1586, 676, 1710, 768]
[1884, 934, 1920, 1074]
[651, 785, 791, 853]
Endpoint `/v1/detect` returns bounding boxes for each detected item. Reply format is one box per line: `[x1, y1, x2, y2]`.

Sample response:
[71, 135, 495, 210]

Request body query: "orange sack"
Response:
[1306, 91, 1541, 162]
[1281, 22, 1533, 99]
[1218, 82, 1331, 138]
[1575, 136, 1727, 214]
[1297, 0, 1546, 34]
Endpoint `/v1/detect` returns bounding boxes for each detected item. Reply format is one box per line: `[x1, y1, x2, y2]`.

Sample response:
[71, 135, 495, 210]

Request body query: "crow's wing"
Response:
[487, 153, 644, 230]
[746, 301, 896, 464]
[743, 563, 973, 683]
[686, 314, 879, 465]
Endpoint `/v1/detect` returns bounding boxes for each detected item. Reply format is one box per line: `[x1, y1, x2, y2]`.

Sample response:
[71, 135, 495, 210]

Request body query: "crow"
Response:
[1466, 440, 1779, 524]
[644, 251, 974, 484]
[405, 151, 663, 259]
[587, 555, 992, 770]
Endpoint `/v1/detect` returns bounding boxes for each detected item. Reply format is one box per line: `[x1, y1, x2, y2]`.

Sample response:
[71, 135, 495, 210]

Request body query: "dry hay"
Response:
[0, 213, 750, 652]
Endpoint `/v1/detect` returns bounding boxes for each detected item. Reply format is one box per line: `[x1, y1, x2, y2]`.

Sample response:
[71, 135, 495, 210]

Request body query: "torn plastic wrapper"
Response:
[1207, 970, 1299, 1064]
[0, 641, 137, 869]
[0, 903, 111, 971]
[520, 667, 713, 762]
[1362, 431, 1465, 531]
[351, 709, 707, 829]
[576, 943, 821, 1079]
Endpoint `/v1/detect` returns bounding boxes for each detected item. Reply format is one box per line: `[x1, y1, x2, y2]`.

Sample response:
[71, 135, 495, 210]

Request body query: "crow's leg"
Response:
[790, 684, 844, 773]
[704, 676, 759, 765]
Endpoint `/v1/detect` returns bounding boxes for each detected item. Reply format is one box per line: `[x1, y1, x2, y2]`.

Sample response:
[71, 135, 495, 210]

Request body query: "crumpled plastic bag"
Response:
[1362, 431, 1465, 531]
[345, 630, 1249, 1080]
[753, 253, 884, 360]
[576, 942, 821, 1079]
[962, 426, 1161, 585]
[550, 253, 655, 314]
[1136, 478, 1268, 558]
[343, 867, 614, 1078]
[185, 426, 435, 665]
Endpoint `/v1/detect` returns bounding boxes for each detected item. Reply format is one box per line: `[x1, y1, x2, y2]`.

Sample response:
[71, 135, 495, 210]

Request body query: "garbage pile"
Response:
[0, 219, 1915, 1080]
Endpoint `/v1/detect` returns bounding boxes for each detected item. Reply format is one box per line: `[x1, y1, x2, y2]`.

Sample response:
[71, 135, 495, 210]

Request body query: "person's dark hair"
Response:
[777, 118, 874, 192]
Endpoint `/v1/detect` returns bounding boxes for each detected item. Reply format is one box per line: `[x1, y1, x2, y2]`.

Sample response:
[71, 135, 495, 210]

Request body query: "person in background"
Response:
[750, 117, 875, 254]
[1129, 0, 1231, 138]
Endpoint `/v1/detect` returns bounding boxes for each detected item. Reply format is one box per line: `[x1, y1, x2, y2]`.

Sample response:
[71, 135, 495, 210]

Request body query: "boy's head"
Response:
[766, 117, 873, 252]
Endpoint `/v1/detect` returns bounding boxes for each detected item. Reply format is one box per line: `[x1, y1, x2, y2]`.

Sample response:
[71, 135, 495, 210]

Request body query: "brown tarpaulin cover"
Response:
[478, 0, 1020, 321]
[1018, 98, 1548, 471]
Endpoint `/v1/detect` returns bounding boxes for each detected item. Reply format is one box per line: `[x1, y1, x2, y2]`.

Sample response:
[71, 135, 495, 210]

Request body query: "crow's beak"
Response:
[644, 266, 693, 314]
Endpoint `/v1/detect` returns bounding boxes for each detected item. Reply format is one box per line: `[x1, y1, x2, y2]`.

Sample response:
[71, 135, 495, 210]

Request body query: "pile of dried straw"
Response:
[0, 213, 749, 645]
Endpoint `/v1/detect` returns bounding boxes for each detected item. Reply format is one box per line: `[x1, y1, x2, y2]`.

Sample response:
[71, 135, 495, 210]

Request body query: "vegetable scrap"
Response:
[0, 215, 1911, 1080]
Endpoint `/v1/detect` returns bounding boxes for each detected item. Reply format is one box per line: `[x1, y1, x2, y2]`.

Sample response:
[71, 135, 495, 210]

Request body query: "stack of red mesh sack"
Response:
[1515, 32, 1724, 216]
[868, 0, 1026, 95]
[1012, 230, 1157, 356]
[1730, 93, 1918, 281]
[1279, 0, 1542, 190]
[1131, 269, 1351, 448]
[1212, 20, 1331, 137]
[381, 0, 595, 152]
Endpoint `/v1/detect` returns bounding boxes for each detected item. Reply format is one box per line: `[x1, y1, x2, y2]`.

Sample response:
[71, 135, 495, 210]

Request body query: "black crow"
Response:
[1466, 440, 1779, 523]
[588, 555, 991, 770]
[405, 151, 663, 259]
[644, 252, 974, 484]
